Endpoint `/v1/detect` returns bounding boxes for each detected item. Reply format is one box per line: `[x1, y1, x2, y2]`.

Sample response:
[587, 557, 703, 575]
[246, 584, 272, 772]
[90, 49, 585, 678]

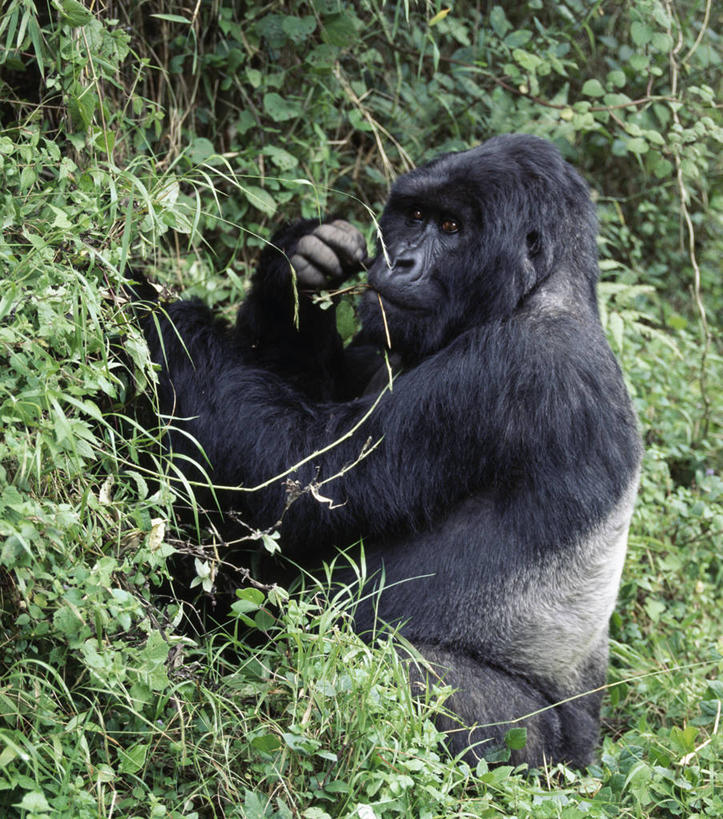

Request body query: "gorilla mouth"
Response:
[365, 286, 428, 314]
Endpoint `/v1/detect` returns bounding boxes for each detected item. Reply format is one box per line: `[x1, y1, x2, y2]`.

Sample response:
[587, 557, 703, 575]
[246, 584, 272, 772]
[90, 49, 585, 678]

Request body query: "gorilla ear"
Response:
[526, 230, 542, 257]
[527, 229, 550, 274]
[520, 230, 546, 296]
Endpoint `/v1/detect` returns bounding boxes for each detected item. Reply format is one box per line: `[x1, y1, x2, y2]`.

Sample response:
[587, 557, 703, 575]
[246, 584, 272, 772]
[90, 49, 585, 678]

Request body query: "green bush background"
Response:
[0, 1, 720, 817]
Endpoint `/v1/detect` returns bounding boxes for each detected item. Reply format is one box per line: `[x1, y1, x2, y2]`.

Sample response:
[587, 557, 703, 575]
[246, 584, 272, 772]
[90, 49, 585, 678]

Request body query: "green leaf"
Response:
[255, 14, 286, 50]
[283, 732, 320, 753]
[250, 733, 282, 753]
[322, 12, 358, 48]
[242, 185, 277, 217]
[504, 727, 527, 750]
[17, 791, 51, 812]
[254, 608, 275, 631]
[513, 49, 542, 73]
[150, 13, 191, 24]
[186, 137, 215, 163]
[505, 30, 532, 48]
[645, 128, 665, 145]
[302, 809, 332, 819]
[581, 79, 605, 97]
[68, 87, 97, 129]
[429, 8, 451, 27]
[261, 530, 281, 553]
[263, 92, 302, 122]
[626, 137, 648, 154]
[141, 630, 170, 665]
[235, 587, 265, 607]
[490, 6, 511, 38]
[306, 44, 338, 70]
[652, 157, 673, 178]
[92, 128, 116, 155]
[235, 111, 255, 136]
[629, 54, 649, 71]
[119, 742, 149, 774]
[644, 597, 666, 621]
[48, 205, 72, 229]
[263, 145, 298, 171]
[20, 165, 37, 191]
[281, 15, 316, 43]
[336, 300, 356, 342]
[651, 32, 673, 52]
[0, 744, 18, 767]
[669, 724, 698, 754]
[246, 68, 262, 88]
[59, 0, 93, 27]
[232, 588, 269, 626]
[26, 15, 45, 76]
[630, 21, 652, 46]
[53, 604, 85, 638]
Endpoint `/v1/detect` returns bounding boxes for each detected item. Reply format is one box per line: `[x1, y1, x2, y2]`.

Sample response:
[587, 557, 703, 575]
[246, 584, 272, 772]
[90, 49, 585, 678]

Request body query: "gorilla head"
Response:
[360, 134, 599, 362]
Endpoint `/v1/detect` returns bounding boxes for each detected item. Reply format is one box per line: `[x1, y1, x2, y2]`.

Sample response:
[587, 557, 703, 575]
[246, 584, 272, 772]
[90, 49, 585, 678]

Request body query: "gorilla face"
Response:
[360, 183, 472, 360]
[359, 165, 473, 360]
[359, 135, 597, 362]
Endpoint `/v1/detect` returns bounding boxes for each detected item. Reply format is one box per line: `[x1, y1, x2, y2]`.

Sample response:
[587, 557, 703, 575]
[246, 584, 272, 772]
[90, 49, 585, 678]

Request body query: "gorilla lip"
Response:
[366, 287, 426, 313]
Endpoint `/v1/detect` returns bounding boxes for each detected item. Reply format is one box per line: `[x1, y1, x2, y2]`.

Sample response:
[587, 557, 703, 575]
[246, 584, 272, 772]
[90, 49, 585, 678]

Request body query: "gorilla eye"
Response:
[410, 207, 425, 222]
[441, 218, 459, 234]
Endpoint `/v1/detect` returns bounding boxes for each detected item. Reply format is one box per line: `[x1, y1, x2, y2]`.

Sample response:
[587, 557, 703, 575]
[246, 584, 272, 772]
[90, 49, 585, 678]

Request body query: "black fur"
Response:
[143, 134, 641, 768]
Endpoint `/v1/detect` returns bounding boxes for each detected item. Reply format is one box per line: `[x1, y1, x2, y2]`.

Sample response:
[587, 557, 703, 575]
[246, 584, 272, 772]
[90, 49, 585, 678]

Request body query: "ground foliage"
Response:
[0, 1, 720, 817]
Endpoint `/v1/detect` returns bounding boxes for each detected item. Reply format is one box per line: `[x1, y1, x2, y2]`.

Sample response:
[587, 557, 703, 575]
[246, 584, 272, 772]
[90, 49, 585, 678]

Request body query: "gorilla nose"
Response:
[393, 256, 415, 270]
[391, 256, 425, 283]
[368, 254, 423, 287]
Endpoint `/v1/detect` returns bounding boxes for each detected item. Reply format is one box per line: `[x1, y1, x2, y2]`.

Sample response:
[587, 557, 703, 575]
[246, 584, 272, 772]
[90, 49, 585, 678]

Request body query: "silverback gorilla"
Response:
[143, 134, 641, 768]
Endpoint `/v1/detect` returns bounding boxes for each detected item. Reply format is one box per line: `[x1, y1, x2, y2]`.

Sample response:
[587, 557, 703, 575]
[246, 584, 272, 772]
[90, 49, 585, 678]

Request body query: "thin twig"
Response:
[377, 292, 392, 349]
[664, 0, 712, 438]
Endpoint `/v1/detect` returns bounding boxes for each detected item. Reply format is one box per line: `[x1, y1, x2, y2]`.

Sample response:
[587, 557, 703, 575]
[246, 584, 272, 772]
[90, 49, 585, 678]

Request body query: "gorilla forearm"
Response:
[148, 303, 633, 561]
[232, 218, 371, 400]
[148, 304, 471, 546]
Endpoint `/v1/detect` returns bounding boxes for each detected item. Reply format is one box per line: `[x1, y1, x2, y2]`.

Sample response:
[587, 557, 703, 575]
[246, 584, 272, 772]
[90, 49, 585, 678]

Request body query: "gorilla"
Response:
[142, 134, 641, 768]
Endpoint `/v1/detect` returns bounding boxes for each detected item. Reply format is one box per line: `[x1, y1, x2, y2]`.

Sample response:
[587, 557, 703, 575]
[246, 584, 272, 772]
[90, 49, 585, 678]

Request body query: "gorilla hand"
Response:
[291, 220, 367, 290]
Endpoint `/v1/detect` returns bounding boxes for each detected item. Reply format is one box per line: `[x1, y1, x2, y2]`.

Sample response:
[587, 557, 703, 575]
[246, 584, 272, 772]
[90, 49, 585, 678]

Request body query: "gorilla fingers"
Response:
[290, 219, 367, 289]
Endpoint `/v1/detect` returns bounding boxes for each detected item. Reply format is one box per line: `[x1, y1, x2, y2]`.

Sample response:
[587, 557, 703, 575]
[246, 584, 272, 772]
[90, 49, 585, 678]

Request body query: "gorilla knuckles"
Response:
[291, 219, 367, 289]
[144, 134, 641, 769]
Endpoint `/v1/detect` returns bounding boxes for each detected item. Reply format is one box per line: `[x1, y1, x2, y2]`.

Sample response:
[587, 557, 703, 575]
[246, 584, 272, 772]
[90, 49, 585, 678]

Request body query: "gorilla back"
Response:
[144, 134, 642, 768]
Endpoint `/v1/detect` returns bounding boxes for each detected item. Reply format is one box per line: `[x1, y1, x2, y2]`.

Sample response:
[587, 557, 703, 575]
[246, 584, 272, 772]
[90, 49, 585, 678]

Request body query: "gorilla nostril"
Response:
[393, 257, 415, 271]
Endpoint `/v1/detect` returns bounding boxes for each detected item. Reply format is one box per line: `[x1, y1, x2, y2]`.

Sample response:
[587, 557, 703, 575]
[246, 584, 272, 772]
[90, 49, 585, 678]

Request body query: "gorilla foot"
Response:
[411, 643, 601, 769]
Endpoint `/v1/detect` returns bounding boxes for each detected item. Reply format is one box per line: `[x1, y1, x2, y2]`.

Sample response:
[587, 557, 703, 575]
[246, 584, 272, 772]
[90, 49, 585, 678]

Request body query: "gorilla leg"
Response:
[411, 644, 602, 768]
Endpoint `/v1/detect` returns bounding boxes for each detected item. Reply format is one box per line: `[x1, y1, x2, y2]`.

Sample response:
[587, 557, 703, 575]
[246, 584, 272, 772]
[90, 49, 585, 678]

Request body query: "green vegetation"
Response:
[0, 1, 720, 816]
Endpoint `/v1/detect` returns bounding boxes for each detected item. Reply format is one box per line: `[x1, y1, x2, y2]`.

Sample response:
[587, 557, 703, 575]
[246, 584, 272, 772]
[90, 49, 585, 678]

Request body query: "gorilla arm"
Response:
[145, 306, 611, 558]
[232, 216, 387, 399]
[146, 306, 494, 548]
